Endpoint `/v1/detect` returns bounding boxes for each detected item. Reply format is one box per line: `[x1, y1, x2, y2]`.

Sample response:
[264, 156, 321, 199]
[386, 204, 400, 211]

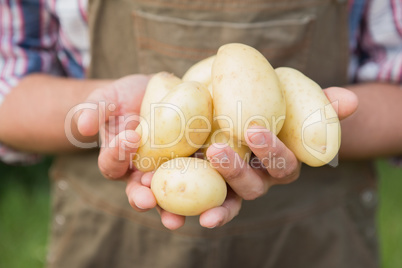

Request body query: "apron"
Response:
[46, 0, 380, 267]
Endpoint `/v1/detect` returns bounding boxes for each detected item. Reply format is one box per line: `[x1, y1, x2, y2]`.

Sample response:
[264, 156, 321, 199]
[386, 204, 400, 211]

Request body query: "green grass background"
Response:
[0, 158, 401, 267]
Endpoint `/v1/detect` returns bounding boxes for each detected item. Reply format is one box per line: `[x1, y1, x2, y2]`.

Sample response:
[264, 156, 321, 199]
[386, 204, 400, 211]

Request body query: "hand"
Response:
[79, 82, 357, 230]
[134, 87, 358, 230]
[77, 74, 150, 179]
[77, 74, 160, 218]
[77, 74, 168, 225]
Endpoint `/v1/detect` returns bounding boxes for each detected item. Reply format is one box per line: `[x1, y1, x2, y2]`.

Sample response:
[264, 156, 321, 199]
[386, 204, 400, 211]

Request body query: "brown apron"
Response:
[47, 0, 380, 267]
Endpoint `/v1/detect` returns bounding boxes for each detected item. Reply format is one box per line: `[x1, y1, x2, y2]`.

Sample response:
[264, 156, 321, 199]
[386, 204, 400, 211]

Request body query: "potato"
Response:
[151, 157, 227, 216]
[212, 43, 286, 144]
[140, 72, 181, 117]
[133, 81, 213, 172]
[182, 55, 216, 86]
[184, 68, 252, 161]
[275, 67, 341, 167]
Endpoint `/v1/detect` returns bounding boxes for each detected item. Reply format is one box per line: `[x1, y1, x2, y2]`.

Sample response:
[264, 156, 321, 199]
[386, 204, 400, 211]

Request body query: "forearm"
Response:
[0, 74, 111, 153]
[339, 82, 402, 160]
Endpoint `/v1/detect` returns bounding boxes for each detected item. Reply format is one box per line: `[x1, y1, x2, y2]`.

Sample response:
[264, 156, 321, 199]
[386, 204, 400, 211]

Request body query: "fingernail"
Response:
[248, 131, 266, 145]
[125, 130, 140, 143]
[206, 219, 222, 229]
[121, 140, 137, 150]
[209, 151, 228, 163]
[133, 198, 145, 210]
[121, 132, 141, 150]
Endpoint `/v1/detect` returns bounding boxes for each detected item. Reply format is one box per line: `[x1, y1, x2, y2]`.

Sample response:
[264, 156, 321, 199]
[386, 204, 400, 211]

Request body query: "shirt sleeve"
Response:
[349, 0, 402, 166]
[349, 0, 402, 84]
[0, 0, 63, 164]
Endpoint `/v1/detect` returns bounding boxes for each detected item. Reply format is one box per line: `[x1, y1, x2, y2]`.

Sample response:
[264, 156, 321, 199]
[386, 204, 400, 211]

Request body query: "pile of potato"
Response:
[132, 43, 340, 216]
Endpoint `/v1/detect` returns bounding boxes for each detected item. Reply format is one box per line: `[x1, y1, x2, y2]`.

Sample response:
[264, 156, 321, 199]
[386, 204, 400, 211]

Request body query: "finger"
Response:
[156, 207, 186, 230]
[246, 126, 300, 184]
[77, 87, 118, 137]
[125, 171, 157, 212]
[77, 74, 151, 137]
[98, 130, 140, 180]
[140, 172, 154, 187]
[323, 87, 359, 120]
[199, 188, 242, 228]
[207, 144, 269, 200]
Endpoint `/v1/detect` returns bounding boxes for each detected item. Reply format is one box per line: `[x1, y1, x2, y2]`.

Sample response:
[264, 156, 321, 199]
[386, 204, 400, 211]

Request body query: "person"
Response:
[0, 0, 401, 267]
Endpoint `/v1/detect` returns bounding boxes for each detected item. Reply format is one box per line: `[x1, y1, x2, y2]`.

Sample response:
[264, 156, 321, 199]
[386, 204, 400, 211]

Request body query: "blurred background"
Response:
[0, 158, 401, 267]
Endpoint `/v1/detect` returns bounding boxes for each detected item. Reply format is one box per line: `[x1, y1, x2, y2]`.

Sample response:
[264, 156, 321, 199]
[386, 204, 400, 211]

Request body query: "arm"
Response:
[0, 2, 111, 155]
[341, 0, 402, 158]
[0, 74, 110, 153]
[339, 83, 402, 159]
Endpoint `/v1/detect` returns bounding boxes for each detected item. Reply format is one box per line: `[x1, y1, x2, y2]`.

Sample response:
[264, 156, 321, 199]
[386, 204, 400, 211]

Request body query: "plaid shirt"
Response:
[0, 0, 401, 164]
[349, 0, 402, 82]
[0, 0, 89, 163]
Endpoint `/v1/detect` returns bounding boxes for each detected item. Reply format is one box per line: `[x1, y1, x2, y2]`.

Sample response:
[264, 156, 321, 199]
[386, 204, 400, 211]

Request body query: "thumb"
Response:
[323, 87, 359, 121]
[77, 87, 117, 136]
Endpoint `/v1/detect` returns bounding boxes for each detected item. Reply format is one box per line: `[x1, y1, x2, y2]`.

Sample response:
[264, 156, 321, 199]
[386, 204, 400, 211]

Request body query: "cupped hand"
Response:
[77, 74, 163, 221]
[131, 87, 358, 230]
[79, 82, 358, 230]
[77, 74, 150, 178]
